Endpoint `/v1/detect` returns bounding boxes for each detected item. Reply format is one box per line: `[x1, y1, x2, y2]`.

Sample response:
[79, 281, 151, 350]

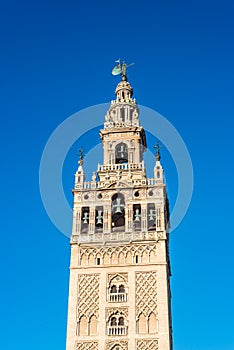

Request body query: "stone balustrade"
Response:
[107, 326, 128, 336]
[108, 293, 127, 302]
[98, 162, 144, 172]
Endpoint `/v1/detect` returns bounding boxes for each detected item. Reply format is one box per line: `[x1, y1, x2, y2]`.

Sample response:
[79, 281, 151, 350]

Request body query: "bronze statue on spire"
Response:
[77, 146, 85, 166]
[112, 59, 134, 81]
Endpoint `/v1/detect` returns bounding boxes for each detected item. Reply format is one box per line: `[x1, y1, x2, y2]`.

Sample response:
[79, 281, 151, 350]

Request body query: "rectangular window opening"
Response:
[81, 207, 89, 233]
[133, 204, 141, 231]
[95, 206, 103, 232]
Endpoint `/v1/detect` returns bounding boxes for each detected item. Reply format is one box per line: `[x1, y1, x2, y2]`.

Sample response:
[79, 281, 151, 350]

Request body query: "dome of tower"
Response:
[115, 80, 133, 101]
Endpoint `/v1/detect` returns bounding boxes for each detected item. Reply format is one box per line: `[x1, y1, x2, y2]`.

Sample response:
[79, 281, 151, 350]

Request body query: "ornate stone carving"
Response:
[106, 340, 128, 350]
[67, 69, 172, 350]
[75, 193, 82, 202]
[75, 341, 98, 350]
[103, 192, 110, 199]
[107, 273, 128, 283]
[80, 243, 157, 266]
[106, 307, 128, 320]
[82, 192, 95, 200]
[135, 271, 157, 318]
[77, 274, 100, 320]
[136, 339, 158, 350]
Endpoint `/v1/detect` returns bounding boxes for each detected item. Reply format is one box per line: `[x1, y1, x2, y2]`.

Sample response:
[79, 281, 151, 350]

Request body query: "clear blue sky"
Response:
[1, 1, 234, 349]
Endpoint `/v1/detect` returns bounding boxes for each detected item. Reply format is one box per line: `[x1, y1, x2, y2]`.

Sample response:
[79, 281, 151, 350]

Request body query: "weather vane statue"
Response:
[77, 146, 85, 166]
[112, 59, 134, 81]
[153, 141, 163, 161]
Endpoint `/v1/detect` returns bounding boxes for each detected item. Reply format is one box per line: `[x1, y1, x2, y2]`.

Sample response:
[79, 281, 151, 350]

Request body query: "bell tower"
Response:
[66, 62, 172, 350]
[99, 78, 146, 181]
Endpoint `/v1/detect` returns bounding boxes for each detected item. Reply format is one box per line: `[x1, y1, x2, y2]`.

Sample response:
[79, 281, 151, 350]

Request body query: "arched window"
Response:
[118, 317, 124, 326]
[118, 285, 125, 293]
[147, 203, 156, 231]
[118, 252, 125, 264]
[108, 313, 128, 335]
[110, 285, 117, 293]
[111, 346, 121, 350]
[81, 207, 89, 233]
[115, 142, 128, 164]
[111, 193, 125, 231]
[108, 275, 127, 302]
[133, 204, 141, 231]
[89, 315, 97, 335]
[79, 315, 88, 335]
[110, 317, 117, 326]
[148, 313, 157, 333]
[138, 313, 147, 334]
[95, 206, 103, 232]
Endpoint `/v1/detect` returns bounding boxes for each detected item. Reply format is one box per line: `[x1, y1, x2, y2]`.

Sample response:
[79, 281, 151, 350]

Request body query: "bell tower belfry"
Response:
[66, 63, 173, 350]
[99, 78, 146, 182]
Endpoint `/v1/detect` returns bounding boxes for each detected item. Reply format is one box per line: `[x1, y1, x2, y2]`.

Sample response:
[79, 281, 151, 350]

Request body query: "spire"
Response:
[103, 60, 139, 128]
[153, 142, 164, 182]
[74, 147, 85, 188]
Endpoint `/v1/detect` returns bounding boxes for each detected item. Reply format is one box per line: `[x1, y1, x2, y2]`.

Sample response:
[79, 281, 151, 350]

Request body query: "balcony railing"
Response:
[98, 162, 144, 172]
[108, 293, 127, 302]
[108, 326, 128, 336]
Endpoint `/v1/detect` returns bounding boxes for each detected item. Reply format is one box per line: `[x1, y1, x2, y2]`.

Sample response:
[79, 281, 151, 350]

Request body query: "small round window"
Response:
[148, 190, 153, 196]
